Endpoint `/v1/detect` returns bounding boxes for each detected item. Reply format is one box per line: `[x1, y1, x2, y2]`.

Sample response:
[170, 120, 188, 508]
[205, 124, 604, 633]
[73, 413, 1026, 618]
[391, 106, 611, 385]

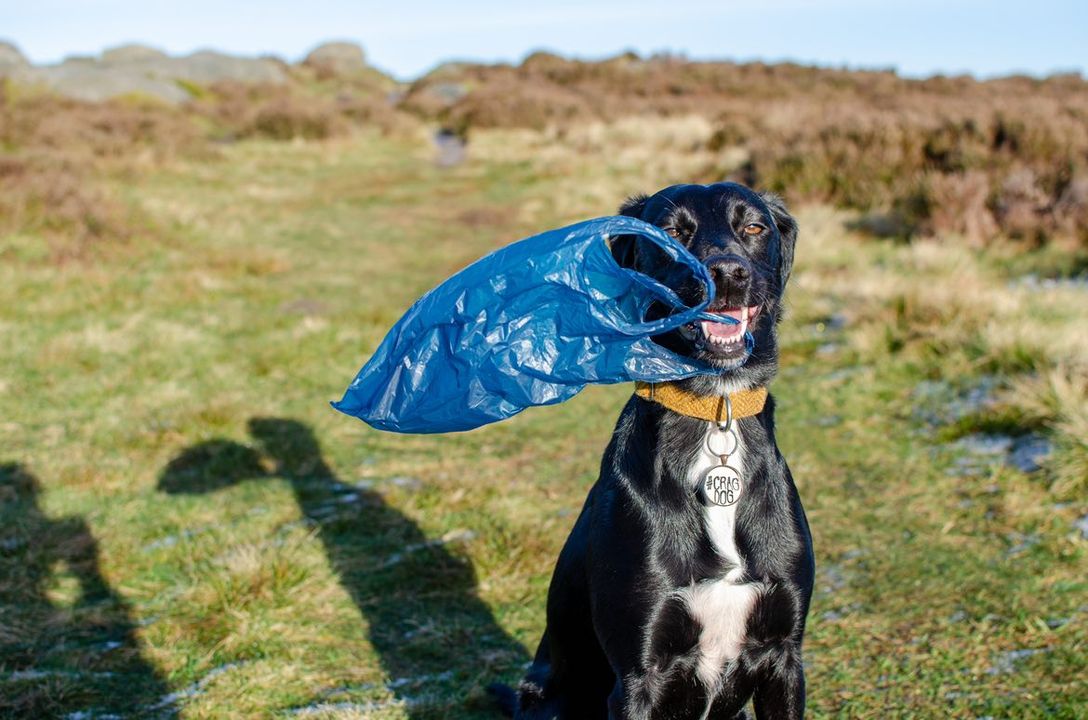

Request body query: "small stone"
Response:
[823, 367, 860, 382]
[441, 528, 476, 544]
[0, 536, 25, 551]
[434, 128, 467, 167]
[1007, 434, 1052, 473]
[1005, 532, 1040, 556]
[955, 433, 1013, 457]
[985, 648, 1046, 675]
[1073, 514, 1088, 540]
[817, 563, 847, 594]
[389, 476, 423, 491]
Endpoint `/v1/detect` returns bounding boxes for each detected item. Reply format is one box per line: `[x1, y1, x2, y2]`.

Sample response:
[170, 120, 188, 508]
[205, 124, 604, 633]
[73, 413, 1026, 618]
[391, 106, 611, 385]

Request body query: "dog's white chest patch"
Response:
[679, 579, 760, 686]
[689, 422, 746, 577]
[679, 422, 761, 686]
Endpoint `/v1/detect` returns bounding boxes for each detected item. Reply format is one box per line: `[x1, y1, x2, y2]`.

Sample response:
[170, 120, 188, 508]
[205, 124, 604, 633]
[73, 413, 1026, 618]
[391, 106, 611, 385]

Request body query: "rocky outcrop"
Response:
[100, 44, 168, 64]
[0, 41, 289, 104]
[302, 41, 366, 76]
[0, 41, 30, 74]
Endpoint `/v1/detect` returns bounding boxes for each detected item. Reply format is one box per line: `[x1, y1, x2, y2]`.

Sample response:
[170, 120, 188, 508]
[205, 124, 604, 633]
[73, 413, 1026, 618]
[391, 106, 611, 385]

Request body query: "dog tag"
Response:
[702, 465, 743, 506]
[706, 426, 738, 457]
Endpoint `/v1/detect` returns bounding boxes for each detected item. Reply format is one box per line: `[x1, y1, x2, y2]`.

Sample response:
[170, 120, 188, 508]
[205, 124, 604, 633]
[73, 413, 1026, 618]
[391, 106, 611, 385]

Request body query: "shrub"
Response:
[400, 55, 1088, 246]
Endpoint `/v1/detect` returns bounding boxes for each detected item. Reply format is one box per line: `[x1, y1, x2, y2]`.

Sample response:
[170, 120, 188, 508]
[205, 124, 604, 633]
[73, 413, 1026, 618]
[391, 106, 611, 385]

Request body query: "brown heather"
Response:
[404, 54, 1088, 246]
[2, 53, 1086, 256]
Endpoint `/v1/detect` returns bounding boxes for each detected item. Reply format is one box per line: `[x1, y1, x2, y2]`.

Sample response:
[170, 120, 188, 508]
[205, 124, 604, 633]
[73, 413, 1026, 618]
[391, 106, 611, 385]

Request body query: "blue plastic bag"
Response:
[332, 216, 743, 433]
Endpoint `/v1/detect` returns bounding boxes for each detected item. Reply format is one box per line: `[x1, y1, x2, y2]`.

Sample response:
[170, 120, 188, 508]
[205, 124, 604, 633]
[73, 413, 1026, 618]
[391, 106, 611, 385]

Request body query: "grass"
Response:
[1, 123, 1086, 719]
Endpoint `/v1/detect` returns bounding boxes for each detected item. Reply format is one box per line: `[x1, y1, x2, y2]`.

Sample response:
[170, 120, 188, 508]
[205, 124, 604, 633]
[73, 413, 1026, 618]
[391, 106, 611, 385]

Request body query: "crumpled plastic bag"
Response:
[332, 216, 740, 433]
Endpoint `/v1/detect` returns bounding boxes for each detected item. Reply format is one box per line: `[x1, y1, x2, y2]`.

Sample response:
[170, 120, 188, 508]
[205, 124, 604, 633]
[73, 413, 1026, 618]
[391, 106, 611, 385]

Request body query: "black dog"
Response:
[494, 183, 814, 719]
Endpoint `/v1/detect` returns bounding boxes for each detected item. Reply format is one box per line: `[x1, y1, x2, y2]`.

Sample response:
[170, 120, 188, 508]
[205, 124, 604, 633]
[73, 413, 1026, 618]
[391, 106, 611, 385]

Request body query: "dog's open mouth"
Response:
[679, 305, 760, 359]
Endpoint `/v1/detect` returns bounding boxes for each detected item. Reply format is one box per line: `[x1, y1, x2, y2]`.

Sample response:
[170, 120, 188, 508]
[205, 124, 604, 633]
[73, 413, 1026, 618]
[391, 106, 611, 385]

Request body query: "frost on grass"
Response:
[376, 528, 476, 570]
[289, 671, 454, 717]
[1074, 513, 1088, 540]
[146, 662, 246, 711]
[985, 648, 1048, 675]
[946, 432, 1052, 477]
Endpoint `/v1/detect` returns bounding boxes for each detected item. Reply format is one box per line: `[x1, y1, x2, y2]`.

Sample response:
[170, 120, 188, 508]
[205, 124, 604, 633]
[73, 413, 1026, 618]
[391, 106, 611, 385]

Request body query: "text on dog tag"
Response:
[702, 465, 743, 507]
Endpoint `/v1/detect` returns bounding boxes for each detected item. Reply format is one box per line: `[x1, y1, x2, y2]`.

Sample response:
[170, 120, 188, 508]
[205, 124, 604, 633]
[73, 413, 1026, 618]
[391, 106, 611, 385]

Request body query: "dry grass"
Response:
[1007, 369, 1088, 498]
[5, 54, 1087, 257]
[0, 84, 1085, 718]
[0, 72, 409, 261]
[0, 85, 202, 256]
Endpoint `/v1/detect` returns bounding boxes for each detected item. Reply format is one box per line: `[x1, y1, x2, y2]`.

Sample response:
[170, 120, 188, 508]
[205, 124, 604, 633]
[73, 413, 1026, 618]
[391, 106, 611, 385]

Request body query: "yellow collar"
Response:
[634, 381, 768, 422]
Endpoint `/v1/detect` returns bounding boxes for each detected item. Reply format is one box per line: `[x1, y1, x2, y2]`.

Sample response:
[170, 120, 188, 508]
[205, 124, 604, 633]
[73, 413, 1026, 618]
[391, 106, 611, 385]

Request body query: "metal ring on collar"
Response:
[716, 393, 732, 432]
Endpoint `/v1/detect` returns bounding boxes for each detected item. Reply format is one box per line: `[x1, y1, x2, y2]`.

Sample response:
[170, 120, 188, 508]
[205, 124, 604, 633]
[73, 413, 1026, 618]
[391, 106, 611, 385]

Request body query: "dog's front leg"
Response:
[750, 648, 805, 720]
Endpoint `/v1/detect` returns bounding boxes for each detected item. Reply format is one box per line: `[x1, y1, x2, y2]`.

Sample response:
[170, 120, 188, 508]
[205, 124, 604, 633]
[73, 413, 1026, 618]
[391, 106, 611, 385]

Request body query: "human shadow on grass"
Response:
[157, 418, 528, 716]
[0, 462, 176, 719]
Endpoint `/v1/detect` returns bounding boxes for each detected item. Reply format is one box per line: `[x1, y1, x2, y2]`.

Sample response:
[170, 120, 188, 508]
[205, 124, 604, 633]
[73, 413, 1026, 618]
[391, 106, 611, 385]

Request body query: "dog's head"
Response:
[612, 182, 797, 390]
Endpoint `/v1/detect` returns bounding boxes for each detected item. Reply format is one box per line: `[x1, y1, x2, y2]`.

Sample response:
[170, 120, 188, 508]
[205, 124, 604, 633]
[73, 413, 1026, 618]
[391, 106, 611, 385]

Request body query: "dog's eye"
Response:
[743, 223, 765, 236]
[664, 227, 682, 238]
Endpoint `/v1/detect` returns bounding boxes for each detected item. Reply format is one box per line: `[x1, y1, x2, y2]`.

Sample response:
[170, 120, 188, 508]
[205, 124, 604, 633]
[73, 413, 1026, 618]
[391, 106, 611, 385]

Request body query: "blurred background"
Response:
[1, 2, 1086, 718]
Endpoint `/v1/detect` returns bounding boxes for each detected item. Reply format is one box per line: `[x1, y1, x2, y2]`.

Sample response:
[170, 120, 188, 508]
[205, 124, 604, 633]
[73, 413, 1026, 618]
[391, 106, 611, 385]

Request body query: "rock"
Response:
[951, 432, 1051, 475]
[0, 40, 29, 74]
[11, 47, 288, 104]
[1007, 434, 1052, 473]
[429, 82, 470, 104]
[303, 41, 367, 75]
[155, 50, 287, 86]
[1004, 531, 1040, 556]
[954, 433, 1013, 457]
[388, 475, 423, 492]
[33, 61, 191, 103]
[434, 128, 466, 167]
[816, 563, 847, 595]
[101, 43, 168, 64]
[985, 648, 1046, 675]
[1074, 513, 1088, 540]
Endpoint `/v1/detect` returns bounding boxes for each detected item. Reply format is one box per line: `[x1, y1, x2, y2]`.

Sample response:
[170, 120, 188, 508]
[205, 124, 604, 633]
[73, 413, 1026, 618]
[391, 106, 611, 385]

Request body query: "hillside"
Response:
[0, 41, 1086, 719]
[2, 43, 1087, 252]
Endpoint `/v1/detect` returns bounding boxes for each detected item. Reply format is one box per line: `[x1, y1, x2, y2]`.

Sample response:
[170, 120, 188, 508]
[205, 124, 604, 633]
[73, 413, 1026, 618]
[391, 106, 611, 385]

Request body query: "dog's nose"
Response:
[706, 256, 752, 306]
[708, 257, 751, 286]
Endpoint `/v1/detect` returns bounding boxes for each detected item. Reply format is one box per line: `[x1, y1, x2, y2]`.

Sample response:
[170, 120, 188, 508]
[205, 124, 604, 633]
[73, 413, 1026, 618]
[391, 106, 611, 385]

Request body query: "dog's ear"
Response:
[760, 192, 798, 289]
[618, 193, 649, 218]
[611, 193, 649, 268]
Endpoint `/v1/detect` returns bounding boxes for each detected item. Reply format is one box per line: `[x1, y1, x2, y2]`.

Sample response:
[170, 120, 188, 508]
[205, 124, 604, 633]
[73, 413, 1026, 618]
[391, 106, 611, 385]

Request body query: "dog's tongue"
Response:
[704, 307, 747, 338]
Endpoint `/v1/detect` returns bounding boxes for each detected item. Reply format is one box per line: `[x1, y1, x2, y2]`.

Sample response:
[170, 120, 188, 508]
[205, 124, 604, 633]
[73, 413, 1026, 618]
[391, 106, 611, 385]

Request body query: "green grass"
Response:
[1, 128, 1086, 719]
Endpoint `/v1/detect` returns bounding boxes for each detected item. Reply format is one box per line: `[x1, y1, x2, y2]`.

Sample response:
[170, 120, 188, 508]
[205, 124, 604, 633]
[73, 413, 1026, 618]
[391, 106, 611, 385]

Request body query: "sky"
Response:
[3, 0, 1086, 81]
